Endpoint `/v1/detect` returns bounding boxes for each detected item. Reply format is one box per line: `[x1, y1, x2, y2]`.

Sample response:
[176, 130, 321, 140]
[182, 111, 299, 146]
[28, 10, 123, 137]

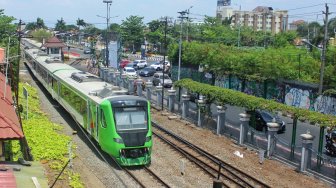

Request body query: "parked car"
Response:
[253, 110, 286, 133]
[150, 62, 163, 71]
[120, 60, 130, 68]
[83, 48, 91, 54]
[125, 62, 137, 70]
[139, 67, 156, 77]
[123, 67, 137, 79]
[133, 60, 147, 69]
[152, 73, 173, 88]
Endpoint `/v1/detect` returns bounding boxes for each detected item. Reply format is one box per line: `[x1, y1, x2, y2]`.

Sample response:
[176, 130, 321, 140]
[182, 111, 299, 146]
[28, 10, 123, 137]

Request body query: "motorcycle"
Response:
[325, 130, 336, 157]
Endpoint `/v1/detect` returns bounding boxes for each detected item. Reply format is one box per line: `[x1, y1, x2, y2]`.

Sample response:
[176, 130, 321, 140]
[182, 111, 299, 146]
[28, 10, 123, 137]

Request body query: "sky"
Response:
[0, 0, 334, 28]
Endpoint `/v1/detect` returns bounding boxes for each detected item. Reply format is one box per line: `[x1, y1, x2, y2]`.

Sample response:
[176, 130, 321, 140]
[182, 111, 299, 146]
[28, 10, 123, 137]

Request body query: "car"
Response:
[125, 62, 138, 70]
[83, 48, 91, 54]
[152, 72, 173, 88]
[120, 60, 130, 68]
[150, 62, 163, 71]
[134, 60, 147, 69]
[123, 67, 137, 79]
[139, 67, 156, 77]
[253, 110, 286, 133]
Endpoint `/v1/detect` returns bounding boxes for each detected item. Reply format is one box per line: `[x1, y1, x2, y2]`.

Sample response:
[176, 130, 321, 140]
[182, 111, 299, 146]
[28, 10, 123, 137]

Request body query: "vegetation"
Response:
[11, 83, 83, 188]
[31, 29, 52, 42]
[168, 41, 321, 83]
[175, 79, 336, 127]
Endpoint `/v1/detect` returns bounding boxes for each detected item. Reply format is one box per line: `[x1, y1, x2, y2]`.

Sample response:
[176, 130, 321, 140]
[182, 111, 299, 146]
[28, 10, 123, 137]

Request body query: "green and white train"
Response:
[23, 39, 152, 166]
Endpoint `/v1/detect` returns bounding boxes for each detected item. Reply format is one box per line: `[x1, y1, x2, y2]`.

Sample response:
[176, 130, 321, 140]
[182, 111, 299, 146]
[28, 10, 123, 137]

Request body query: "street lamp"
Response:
[103, 0, 112, 67]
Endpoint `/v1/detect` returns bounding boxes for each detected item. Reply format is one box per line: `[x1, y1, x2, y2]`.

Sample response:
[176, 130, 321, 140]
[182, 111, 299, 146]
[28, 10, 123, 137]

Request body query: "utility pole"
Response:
[16, 19, 23, 104]
[177, 10, 188, 81]
[237, 5, 241, 47]
[319, 3, 330, 95]
[103, 0, 112, 67]
[162, 16, 168, 111]
[186, 6, 193, 41]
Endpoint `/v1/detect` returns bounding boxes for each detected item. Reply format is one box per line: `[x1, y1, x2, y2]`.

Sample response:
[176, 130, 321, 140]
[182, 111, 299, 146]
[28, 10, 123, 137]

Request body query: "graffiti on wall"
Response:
[314, 96, 336, 115]
[266, 81, 284, 102]
[243, 80, 264, 98]
[284, 87, 311, 109]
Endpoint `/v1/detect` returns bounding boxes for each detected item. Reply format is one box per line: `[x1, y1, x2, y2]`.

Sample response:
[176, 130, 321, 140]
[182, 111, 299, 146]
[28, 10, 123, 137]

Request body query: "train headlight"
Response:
[145, 136, 152, 142]
[113, 138, 124, 144]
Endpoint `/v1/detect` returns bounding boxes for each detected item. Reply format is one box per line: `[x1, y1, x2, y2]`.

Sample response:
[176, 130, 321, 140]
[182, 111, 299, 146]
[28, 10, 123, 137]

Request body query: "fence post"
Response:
[317, 126, 325, 171]
[128, 78, 135, 95]
[300, 132, 314, 172]
[239, 113, 250, 145]
[145, 81, 153, 100]
[197, 97, 206, 127]
[168, 88, 176, 112]
[290, 115, 298, 160]
[103, 68, 109, 82]
[267, 122, 280, 158]
[181, 94, 190, 119]
[114, 71, 120, 87]
[156, 85, 163, 108]
[136, 79, 143, 97]
[216, 106, 227, 135]
[121, 73, 127, 88]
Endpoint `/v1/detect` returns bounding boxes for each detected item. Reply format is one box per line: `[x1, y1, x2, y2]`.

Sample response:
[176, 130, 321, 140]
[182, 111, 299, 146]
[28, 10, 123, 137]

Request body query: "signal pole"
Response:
[318, 3, 330, 95]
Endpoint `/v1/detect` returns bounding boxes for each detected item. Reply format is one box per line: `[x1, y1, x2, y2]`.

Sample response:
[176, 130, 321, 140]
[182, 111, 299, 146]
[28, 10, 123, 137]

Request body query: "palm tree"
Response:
[36, 17, 46, 29]
[76, 18, 86, 44]
[55, 18, 66, 32]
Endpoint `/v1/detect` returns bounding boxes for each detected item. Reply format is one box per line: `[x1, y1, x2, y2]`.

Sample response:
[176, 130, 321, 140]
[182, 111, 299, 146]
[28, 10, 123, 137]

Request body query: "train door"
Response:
[95, 106, 99, 139]
[86, 101, 92, 135]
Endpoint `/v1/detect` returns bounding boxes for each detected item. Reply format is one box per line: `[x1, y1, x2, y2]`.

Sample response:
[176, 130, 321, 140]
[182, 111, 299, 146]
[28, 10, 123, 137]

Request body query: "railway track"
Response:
[152, 121, 271, 188]
[124, 166, 171, 188]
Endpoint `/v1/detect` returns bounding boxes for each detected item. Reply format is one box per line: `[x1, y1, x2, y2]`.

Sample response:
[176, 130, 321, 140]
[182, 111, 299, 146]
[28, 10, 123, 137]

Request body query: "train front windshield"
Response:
[113, 106, 148, 131]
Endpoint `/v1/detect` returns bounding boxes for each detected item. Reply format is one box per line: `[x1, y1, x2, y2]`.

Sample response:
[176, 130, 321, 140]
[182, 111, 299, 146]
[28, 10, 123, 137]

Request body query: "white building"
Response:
[217, 6, 288, 34]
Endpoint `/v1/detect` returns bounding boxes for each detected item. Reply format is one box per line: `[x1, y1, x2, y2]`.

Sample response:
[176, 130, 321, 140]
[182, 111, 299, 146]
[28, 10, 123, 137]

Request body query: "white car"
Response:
[123, 67, 137, 79]
[150, 62, 163, 71]
[134, 60, 147, 69]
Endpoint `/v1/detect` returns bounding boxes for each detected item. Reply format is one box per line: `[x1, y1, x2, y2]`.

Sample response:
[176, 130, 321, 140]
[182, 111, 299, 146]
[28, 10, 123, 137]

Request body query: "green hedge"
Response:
[175, 79, 336, 128]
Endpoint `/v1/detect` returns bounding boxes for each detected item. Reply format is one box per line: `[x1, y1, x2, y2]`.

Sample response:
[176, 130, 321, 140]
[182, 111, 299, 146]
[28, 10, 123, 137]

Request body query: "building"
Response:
[289, 20, 305, 31]
[0, 72, 24, 161]
[41, 36, 66, 60]
[217, 5, 288, 34]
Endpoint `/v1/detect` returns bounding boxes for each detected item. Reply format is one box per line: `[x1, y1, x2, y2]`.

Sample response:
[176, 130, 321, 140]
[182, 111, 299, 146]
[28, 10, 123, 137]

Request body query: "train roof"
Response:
[24, 40, 134, 104]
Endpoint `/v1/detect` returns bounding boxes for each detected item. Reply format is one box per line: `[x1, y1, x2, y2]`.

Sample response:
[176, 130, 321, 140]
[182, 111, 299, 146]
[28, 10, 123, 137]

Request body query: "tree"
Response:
[76, 18, 86, 31]
[55, 18, 66, 32]
[31, 29, 52, 42]
[120, 15, 145, 51]
[0, 9, 16, 45]
[36, 17, 46, 29]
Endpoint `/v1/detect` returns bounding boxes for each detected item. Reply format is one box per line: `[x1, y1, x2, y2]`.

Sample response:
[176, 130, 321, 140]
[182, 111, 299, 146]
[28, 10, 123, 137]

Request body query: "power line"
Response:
[287, 3, 324, 11]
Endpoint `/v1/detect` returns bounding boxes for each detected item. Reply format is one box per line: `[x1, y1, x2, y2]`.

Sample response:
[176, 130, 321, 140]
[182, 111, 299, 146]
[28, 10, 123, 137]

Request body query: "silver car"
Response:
[152, 73, 172, 88]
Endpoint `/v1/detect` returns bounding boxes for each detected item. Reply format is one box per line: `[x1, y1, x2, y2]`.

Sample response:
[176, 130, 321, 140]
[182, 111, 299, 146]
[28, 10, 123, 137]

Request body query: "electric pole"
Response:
[186, 6, 193, 41]
[319, 3, 330, 95]
[103, 0, 112, 67]
[16, 19, 23, 104]
[177, 10, 188, 81]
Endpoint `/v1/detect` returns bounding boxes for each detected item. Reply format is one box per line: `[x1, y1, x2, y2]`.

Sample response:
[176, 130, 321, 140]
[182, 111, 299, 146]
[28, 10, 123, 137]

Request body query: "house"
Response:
[42, 36, 66, 60]
[0, 72, 24, 161]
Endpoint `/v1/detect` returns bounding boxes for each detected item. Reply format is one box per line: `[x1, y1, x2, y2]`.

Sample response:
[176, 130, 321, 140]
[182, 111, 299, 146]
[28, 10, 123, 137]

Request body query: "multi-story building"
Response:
[217, 5, 288, 34]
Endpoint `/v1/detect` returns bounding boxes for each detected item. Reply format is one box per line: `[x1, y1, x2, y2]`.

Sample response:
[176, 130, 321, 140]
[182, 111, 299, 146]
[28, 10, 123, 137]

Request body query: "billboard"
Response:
[217, 0, 231, 6]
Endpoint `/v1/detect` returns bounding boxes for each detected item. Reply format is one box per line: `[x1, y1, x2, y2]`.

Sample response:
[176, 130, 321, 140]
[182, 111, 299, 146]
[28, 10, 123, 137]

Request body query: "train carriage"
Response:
[23, 39, 152, 166]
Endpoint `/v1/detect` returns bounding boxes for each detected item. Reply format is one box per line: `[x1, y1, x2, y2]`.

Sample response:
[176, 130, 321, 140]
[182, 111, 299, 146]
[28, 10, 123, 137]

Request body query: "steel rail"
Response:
[152, 121, 271, 188]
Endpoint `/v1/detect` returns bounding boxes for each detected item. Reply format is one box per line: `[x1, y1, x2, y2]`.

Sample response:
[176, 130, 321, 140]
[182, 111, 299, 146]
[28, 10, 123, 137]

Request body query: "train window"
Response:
[101, 109, 107, 128]
[113, 107, 147, 131]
